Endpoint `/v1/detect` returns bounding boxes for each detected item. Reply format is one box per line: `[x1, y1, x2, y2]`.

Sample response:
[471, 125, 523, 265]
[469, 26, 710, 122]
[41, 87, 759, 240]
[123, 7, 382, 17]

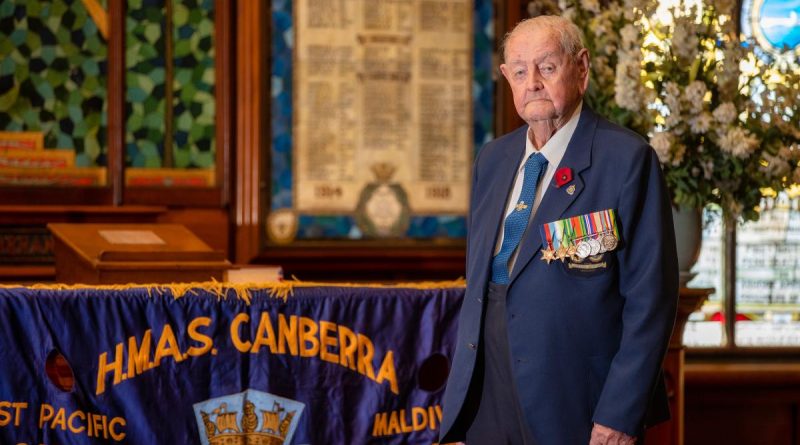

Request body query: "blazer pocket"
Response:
[559, 252, 616, 279]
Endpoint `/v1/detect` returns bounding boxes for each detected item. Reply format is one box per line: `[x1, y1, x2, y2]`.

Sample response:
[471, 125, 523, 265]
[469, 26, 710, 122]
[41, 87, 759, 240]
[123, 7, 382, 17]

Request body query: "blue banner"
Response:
[0, 284, 463, 444]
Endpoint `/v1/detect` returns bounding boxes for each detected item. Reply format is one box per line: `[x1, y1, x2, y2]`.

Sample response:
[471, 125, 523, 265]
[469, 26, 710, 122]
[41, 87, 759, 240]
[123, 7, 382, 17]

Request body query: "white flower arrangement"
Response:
[559, 0, 800, 222]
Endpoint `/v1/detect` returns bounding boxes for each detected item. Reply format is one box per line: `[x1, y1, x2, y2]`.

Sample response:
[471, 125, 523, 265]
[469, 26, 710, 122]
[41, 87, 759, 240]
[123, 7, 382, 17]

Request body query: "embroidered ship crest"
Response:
[194, 389, 305, 445]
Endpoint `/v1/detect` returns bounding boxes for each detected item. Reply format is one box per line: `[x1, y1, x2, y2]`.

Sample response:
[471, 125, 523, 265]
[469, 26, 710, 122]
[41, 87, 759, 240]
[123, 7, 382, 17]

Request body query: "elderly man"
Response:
[439, 15, 678, 445]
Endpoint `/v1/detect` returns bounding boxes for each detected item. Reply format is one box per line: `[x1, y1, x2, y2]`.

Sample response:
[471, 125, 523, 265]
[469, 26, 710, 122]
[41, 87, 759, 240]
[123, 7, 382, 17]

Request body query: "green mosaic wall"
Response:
[125, 0, 215, 169]
[0, 0, 108, 167]
[172, 0, 215, 169]
[125, 0, 166, 167]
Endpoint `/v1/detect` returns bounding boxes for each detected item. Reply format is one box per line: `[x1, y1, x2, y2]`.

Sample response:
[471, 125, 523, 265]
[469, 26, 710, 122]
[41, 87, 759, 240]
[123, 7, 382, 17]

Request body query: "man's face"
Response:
[500, 26, 589, 125]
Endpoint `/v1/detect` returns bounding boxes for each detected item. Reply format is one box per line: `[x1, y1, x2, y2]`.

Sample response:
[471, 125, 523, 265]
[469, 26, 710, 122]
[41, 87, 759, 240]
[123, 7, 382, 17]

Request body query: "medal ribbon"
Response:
[607, 209, 620, 238]
[541, 222, 554, 250]
[542, 209, 621, 250]
[554, 220, 564, 250]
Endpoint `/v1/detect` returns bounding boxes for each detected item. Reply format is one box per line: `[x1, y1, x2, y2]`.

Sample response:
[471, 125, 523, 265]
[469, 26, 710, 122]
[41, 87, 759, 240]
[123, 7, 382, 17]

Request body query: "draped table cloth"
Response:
[0, 282, 464, 445]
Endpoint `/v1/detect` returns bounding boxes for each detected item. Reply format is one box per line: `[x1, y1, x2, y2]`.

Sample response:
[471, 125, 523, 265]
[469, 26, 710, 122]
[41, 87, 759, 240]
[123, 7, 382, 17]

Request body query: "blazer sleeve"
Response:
[591, 144, 679, 436]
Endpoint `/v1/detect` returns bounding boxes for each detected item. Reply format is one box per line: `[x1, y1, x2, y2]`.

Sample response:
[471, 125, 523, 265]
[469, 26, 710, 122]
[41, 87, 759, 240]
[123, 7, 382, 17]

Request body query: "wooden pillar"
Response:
[215, 0, 232, 206]
[107, 0, 125, 205]
[233, 1, 267, 263]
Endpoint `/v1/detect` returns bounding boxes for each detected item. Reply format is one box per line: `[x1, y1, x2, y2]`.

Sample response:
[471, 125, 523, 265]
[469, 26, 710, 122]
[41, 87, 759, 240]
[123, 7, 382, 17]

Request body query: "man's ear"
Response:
[576, 48, 590, 93]
[499, 63, 511, 84]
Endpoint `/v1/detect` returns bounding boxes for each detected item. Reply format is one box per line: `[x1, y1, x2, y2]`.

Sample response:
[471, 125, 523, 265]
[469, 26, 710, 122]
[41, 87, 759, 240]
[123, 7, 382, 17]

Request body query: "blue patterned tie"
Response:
[491, 152, 548, 284]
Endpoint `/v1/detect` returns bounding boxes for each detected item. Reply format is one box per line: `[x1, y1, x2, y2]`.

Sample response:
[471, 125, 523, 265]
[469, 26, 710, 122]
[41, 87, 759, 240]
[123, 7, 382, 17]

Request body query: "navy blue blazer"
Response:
[440, 106, 679, 444]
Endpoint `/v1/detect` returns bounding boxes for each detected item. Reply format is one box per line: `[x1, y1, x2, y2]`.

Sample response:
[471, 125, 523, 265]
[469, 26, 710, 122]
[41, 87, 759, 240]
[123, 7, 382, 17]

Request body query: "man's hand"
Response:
[589, 423, 636, 445]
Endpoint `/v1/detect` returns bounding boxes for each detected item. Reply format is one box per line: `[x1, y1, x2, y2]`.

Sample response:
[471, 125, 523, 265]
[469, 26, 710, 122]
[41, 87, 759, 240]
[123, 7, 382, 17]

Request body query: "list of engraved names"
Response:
[294, 0, 472, 214]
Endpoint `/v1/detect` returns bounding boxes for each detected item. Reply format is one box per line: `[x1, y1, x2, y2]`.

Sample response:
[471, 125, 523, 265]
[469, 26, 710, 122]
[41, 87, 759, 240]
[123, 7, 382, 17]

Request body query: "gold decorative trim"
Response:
[0, 278, 467, 303]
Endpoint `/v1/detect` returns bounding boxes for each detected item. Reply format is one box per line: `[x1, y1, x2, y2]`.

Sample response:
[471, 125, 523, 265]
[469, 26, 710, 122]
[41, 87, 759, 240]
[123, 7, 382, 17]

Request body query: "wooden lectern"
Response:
[48, 223, 231, 284]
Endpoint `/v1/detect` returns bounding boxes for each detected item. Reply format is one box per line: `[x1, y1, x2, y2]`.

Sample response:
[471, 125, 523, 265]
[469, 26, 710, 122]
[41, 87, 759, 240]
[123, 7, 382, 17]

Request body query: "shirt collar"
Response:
[522, 101, 582, 171]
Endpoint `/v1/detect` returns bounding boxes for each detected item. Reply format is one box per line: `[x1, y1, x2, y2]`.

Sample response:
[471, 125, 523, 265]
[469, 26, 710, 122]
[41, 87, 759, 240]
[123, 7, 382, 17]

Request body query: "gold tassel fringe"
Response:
[0, 278, 466, 303]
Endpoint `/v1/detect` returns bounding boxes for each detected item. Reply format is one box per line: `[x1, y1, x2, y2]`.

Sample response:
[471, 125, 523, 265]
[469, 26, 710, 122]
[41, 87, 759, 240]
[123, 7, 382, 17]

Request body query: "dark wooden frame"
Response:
[232, 0, 527, 280]
[122, 0, 232, 207]
[0, 0, 232, 209]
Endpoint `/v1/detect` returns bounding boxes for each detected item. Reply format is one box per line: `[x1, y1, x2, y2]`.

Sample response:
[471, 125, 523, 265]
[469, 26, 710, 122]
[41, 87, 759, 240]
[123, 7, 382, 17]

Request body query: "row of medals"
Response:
[541, 231, 619, 264]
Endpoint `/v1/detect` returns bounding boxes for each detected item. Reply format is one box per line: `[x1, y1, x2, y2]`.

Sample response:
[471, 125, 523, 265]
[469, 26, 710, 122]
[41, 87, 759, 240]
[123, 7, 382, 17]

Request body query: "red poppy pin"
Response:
[555, 167, 573, 187]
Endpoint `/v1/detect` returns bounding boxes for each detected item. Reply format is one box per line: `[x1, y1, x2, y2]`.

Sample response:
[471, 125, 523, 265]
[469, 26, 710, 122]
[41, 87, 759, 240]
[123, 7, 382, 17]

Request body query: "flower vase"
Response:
[671, 205, 703, 288]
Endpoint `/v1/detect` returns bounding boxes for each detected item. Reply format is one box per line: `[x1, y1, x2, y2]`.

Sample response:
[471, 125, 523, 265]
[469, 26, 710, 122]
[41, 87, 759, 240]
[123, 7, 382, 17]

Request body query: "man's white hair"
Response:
[501, 15, 586, 62]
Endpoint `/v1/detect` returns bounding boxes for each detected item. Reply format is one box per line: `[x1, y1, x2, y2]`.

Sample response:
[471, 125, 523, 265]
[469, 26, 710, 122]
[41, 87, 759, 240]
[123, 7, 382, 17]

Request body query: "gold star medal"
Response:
[540, 220, 563, 265]
[555, 245, 569, 262]
[567, 244, 578, 257]
[541, 247, 556, 264]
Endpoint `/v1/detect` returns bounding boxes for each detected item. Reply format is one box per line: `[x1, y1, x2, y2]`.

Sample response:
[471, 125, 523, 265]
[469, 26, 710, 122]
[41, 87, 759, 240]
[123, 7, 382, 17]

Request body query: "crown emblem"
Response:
[370, 162, 397, 182]
[194, 390, 304, 445]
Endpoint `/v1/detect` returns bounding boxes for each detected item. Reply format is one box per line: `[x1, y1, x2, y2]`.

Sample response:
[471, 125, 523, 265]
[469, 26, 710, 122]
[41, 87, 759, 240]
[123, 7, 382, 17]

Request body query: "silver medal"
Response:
[576, 240, 592, 259]
[588, 237, 601, 256]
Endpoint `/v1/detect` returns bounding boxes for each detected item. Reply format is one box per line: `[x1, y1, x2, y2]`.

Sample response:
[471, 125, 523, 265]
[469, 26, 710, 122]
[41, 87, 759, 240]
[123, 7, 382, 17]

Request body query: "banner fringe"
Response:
[0, 278, 466, 303]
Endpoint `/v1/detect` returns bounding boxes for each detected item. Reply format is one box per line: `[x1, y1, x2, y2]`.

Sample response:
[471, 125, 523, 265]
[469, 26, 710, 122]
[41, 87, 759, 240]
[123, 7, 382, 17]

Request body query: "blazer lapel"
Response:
[471, 129, 527, 290]
[509, 107, 599, 285]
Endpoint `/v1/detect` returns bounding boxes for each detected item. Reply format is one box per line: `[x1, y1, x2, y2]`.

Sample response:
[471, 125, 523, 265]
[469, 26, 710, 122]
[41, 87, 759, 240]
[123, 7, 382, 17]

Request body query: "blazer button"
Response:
[468, 343, 477, 350]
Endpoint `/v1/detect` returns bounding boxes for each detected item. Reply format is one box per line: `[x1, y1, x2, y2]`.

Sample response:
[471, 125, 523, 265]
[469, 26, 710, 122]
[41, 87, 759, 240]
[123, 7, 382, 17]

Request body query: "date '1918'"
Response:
[426, 186, 451, 199]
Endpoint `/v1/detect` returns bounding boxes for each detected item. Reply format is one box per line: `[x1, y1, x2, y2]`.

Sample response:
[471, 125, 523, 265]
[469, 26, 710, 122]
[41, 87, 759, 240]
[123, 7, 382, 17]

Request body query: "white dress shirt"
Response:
[494, 101, 583, 272]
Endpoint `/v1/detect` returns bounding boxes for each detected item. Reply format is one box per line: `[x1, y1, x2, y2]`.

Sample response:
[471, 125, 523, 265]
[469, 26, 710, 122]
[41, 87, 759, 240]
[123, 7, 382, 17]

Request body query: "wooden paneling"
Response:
[685, 363, 800, 445]
[157, 208, 230, 255]
[0, 205, 166, 225]
[0, 205, 166, 282]
[686, 402, 794, 445]
[255, 245, 466, 282]
[0, 265, 55, 283]
[0, 206, 229, 283]
[0, 187, 112, 205]
[686, 363, 800, 386]
[124, 187, 225, 207]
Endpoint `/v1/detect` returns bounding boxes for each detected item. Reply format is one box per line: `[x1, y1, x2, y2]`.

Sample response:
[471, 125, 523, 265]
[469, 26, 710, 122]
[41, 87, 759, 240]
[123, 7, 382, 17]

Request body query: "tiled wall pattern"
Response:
[0, 0, 108, 167]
